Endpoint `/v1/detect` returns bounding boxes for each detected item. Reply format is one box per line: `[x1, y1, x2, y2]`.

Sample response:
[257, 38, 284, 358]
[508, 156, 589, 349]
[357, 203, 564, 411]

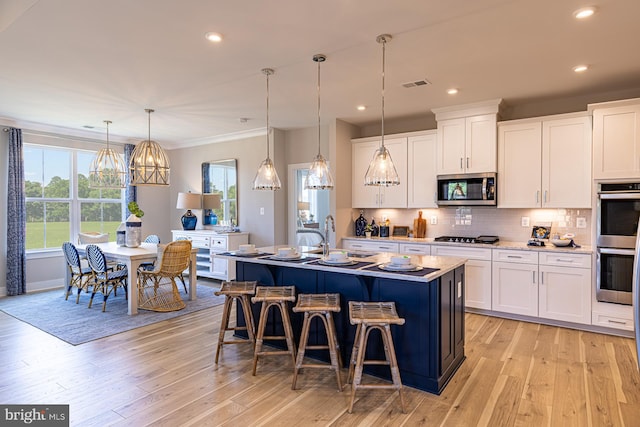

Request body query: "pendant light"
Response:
[252, 68, 282, 190]
[364, 34, 400, 186]
[88, 120, 126, 188]
[129, 108, 170, 186]
[304, 54, 334, 190]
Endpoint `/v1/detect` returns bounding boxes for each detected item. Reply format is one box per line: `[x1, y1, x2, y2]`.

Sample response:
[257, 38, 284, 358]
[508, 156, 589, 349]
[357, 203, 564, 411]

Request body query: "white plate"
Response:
[319, 258, 356, 266]
[379, 263, 423, 272]
[271, 254, 301, 260]
[232, 250, 259, 256]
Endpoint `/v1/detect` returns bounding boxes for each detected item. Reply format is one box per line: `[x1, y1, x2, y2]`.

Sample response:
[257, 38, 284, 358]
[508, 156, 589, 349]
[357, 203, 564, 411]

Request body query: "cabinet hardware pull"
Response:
[544, 190, 548, 203]
[466, 157, 469, 169]
[507, 255, 522, 259]
[607, 319, 627, 325]
[536, 190, 540, 204]
[541, 272, 544, 284]
[555, 258, 574, 263]
[460, 158, 463, 170]
[532, 271, 536, 283]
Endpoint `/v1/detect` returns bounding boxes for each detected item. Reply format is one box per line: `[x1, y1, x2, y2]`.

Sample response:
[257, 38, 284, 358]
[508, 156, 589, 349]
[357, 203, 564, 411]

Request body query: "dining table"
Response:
[75, 242, 198, 315]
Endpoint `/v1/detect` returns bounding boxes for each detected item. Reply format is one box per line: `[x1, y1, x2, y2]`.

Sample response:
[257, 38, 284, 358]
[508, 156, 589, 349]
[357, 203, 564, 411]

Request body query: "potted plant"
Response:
[364, 224, 373, 239]
[125, 202, 144, 247]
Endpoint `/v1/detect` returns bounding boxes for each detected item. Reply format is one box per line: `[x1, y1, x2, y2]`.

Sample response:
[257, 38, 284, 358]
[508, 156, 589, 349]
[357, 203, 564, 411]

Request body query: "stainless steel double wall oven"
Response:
[596, 182, 640, 305]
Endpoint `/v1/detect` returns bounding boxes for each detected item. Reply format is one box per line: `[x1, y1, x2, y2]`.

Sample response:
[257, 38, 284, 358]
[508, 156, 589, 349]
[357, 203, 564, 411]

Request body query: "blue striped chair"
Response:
[62, 242, 93, 304]
[138, 235, 161, 272]
[86, 244, 129, 312]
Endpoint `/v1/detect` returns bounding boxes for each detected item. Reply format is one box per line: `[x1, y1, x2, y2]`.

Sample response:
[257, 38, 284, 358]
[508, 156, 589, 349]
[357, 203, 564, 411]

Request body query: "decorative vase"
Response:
[125, 214, 142, 247]
[365, 231, 372, 239]
[116, 222, 126, 246]
[355, 210, 367, 236]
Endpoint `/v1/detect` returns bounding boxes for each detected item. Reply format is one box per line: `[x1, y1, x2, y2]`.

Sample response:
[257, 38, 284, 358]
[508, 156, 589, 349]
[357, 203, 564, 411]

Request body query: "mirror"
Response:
[202, 159, 237, 226]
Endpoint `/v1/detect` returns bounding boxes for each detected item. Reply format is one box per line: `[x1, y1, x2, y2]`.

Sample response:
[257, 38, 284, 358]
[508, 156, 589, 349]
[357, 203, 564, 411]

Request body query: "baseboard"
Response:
[28, 279, 64, 293]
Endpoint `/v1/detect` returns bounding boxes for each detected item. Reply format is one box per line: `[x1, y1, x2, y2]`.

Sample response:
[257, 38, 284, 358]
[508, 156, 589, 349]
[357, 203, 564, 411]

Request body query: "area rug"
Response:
[0, 284, 225, 345]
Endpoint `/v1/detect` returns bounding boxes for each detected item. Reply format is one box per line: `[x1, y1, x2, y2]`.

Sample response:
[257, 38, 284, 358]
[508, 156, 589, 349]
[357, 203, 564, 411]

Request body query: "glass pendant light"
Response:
[252, 68, 282, 190]
[364, 34, 400, 186]
[89, 120, 126, 188]
[129, 108, 170, 186]
[304, 54, 334, 190]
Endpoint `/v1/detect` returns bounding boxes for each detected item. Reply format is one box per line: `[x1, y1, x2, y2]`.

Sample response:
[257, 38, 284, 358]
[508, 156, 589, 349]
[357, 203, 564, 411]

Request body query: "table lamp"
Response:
[177, 192, 201, 230]
[203, 193, 222, 226]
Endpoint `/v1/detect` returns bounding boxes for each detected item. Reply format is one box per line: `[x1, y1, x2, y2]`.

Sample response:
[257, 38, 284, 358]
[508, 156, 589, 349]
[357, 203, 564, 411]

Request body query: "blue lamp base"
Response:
[181, 210, 197, 230]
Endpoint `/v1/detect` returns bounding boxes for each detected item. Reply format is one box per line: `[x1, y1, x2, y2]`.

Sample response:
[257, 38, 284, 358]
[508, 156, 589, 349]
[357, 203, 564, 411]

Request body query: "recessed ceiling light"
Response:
[205, 32, 223, 42]
[573, 64, 589, 73]
[357, 105, 366, 111]
[574, 7, 596, 19]
[447, 88, 458, 95]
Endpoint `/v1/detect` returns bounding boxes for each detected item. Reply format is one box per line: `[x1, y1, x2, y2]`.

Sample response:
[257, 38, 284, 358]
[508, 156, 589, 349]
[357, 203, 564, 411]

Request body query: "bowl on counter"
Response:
[328, 251, 348, 262]
[550, 238, 572, 247]
[277, 247, 298, 257]
[390, 255, 411, 265]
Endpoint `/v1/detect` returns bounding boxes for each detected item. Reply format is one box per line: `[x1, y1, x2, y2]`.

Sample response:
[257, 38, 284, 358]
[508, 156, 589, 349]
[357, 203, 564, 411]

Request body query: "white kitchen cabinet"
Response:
[352, 137, 407, 208]
[407, 131, 437, 208]
[172, 230, 248, 281]
[432, 245, 492, 310]
[591, 99, 640, 179]
[399, 243, 431, 255]
[492, 249, 539, 317]
[342, 239, 399, 253]
[498, 113, 591, 208]
[435, 115, 498, 174]
[538, 252, 591, 325]
[433, 100, 502, 175]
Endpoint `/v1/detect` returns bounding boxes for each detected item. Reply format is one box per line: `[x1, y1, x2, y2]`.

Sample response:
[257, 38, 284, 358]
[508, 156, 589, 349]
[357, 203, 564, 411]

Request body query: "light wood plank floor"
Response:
[1, 297, 639, 426]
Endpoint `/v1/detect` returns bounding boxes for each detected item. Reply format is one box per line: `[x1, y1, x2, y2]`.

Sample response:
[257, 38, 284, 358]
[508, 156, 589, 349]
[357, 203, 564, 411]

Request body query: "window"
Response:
[24, 144, 124, 251]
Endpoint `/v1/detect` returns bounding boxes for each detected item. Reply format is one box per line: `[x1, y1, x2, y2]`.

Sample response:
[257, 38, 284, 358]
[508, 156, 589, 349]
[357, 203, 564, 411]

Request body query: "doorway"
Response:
[287, 163, 330, 246]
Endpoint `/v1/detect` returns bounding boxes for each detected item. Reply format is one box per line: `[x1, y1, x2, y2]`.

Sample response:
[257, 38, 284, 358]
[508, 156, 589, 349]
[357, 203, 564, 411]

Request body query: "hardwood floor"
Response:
[1, 298, 639, 426]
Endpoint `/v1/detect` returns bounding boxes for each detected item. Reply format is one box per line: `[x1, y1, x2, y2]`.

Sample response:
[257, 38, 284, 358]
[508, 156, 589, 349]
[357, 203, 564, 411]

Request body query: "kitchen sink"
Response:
[300, 248, 324, 254]
[300, 248, 377, 258]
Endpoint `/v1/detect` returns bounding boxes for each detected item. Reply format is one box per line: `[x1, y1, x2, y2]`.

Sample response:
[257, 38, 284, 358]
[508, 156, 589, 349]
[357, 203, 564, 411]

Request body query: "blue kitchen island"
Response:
[224, 248, 466, 395]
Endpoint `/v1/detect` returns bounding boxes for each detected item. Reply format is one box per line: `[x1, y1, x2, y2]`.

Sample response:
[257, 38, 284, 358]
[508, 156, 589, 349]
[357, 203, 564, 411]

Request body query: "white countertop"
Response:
[220, 245, 466, 283]
[341, 236, 593, 254]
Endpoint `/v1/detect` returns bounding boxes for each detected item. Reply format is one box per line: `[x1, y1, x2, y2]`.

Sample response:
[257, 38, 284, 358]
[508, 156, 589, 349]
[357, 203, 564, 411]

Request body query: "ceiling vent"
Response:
[402, 78, 431, 88]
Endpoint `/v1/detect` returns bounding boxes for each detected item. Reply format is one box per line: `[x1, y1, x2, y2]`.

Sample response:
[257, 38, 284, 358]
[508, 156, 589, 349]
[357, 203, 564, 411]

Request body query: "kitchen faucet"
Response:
[324, 215, 335, 257]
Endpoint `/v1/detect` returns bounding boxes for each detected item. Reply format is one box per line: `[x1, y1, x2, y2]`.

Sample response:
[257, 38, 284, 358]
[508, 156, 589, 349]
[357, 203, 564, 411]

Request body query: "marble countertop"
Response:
[341, 236, 593, 254]
[220, 245, 466, 283]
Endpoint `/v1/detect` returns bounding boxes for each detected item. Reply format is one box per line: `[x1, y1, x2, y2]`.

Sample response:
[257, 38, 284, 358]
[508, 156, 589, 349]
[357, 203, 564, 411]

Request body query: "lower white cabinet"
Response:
[492, 249, 592, 324]
[399, 243, 431, 255]
[492, 250, 539, 317]
[538, 252, 591, 324]
[172, 230, 249, 281]
[432, 245, 492, 310]
[342, 239, 399, 253]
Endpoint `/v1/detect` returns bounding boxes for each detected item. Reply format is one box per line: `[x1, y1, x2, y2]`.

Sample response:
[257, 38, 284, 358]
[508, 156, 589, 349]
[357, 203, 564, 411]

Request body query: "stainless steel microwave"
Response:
[436, 173, 497, 206]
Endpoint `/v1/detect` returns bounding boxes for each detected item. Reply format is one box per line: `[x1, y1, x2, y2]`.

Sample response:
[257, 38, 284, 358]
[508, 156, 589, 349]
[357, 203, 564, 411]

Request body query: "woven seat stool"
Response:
[291, 293, 343, 391]
[214, 281, 258, 363]
[347, 301, 406, 414]
[251, 286, 297, 375]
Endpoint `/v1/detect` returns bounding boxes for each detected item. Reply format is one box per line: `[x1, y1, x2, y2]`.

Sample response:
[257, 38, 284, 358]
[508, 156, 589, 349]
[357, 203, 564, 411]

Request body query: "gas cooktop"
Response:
[434, 235, 500, 244]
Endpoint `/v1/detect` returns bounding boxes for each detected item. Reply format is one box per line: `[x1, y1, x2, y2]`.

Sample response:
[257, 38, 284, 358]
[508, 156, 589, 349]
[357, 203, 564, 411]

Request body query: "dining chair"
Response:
[86, 244, 128, 312]
[62, 242, 93, 304]
[137, 240, 192, 312]
[138, 234, 162, 273]
[77, 232, 109, 244]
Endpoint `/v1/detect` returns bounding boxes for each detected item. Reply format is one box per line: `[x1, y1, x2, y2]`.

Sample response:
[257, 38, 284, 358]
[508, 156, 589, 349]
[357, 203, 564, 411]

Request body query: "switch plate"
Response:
[576, 217, 587, 228]
[260, 207, 265, 215]
[521, 217, 530, 227]
[430, 216, 437, 225]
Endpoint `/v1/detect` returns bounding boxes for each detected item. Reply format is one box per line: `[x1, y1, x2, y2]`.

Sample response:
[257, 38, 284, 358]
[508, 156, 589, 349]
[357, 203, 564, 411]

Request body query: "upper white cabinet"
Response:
[498, 113, 592, 208]
[590, 99, 640, 179]
[407, 131, 437, 208]
[433, 99, 502, 174]
[351, 136, 409, 209]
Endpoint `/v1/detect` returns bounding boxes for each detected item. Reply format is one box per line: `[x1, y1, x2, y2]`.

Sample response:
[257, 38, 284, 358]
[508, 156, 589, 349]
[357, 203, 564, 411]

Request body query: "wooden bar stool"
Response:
[292, 293, 343, 391]
[251, 286, 297, 375]
[214, 280, 257, 363]
[347, 301, 406, 414]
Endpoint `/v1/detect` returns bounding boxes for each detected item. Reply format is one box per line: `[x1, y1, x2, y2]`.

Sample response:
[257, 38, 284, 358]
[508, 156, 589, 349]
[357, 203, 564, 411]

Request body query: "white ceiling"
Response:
[1, 0, 640, 148]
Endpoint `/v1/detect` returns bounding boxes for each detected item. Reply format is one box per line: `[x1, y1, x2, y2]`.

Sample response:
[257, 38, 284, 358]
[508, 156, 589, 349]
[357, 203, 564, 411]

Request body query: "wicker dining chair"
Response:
[137, 240, 192, 312]
[62, 242, 93, 304]
[86, 244, 128, 312]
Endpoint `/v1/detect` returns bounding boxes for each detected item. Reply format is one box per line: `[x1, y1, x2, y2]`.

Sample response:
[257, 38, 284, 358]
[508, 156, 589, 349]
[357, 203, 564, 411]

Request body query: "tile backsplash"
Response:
[353, 207, 592, 245]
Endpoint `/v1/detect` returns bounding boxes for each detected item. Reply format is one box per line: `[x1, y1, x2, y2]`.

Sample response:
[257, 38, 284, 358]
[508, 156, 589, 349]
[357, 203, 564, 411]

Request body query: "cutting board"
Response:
[413, 211, 427, 238]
